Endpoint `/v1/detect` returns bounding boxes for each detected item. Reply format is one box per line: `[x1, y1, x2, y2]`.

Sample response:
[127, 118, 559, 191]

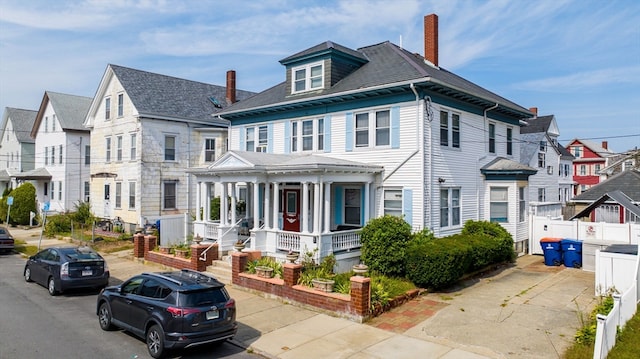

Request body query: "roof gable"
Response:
[32, 91, 92, 137]
[2, 107, 37, 143]
[572, 169, 640, 201]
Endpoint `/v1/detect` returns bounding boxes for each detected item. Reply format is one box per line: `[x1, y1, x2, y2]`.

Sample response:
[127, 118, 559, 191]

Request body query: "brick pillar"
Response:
[144, 235, 157, 260]
[283, 263, 302, 287]
[350, 276, 371, 318]
[133, 234, 145, 258]
[192, 244, 217, 272]
[231, 252, 249, 284]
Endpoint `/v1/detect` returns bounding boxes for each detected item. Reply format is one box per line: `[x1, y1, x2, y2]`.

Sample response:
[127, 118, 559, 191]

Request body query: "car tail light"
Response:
[224, 299, 235, 309]
[61, 262, 69, 278]
[103, 261, 109, 273]
[166, 307, 200, 317]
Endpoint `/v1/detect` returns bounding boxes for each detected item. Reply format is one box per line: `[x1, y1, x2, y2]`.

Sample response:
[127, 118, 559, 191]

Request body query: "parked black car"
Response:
[96, 270, 237, 359]
[0, 226, 14, 254]
[24, 246, 109, 295]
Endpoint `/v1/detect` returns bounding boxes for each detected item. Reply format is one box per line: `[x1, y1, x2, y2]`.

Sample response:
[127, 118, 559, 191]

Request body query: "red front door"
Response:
[282, 189, 300, 232]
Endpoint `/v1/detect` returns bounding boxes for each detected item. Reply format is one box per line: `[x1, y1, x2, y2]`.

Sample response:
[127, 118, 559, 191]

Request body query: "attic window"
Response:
[292, 62, 323, 93]
[209, 97, 223, 108]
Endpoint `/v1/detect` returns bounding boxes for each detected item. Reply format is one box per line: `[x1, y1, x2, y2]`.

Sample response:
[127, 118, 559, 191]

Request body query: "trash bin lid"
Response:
[561, 238, 582, 245]
[540, 237, 562, 243]
[602, 244, 638, 255]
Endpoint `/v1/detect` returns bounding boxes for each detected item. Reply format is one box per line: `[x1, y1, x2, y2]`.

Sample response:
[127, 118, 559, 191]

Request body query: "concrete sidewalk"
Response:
[11, 227, 596, 359]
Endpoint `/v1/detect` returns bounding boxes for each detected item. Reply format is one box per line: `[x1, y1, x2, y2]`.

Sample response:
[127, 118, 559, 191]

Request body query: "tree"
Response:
[359, 215, 412, 277]
[3, 183, 37, 225]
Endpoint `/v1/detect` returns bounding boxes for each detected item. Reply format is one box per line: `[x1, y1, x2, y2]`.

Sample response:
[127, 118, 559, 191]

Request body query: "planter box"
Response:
[255, 266, 274, 278]
[159, 246, 172, 254]
[312, 278, 335, 292]
[175, 249, 189, 258]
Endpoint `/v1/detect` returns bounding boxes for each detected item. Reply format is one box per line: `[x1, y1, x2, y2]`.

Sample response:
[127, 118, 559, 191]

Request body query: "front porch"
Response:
[190, 151, 384, 272]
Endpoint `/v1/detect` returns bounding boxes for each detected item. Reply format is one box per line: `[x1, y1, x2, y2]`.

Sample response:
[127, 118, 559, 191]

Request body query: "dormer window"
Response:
[292, 62, 323, 93]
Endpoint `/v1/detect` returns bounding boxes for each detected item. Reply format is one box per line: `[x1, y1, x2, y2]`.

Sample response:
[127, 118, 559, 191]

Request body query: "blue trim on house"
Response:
[267, 123, 274, 153]
[403, 188, 413, 227]
[391, 106, 400, 149]
[323, 115, 331, 153]
[284, 121, 291, 153]
[345, 113, 353, 152]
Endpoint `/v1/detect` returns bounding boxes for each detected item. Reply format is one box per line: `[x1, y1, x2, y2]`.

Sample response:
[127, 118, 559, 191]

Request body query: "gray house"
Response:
[0, 107, 37, 193]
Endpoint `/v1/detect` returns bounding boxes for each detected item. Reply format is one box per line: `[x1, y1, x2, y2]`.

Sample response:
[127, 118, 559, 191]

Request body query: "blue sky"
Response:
[1, 0, 639, 152]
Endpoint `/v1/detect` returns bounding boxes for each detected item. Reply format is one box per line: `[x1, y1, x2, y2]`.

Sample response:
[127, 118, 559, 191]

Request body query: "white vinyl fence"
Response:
[141, 213, 191, 246]
[593, 252, 640, 359]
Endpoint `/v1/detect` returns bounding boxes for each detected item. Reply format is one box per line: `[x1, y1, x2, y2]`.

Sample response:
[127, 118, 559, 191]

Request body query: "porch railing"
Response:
[331, 229, 361, 252]
[276, 231, 301, 252]
[199, 219, 242, 262]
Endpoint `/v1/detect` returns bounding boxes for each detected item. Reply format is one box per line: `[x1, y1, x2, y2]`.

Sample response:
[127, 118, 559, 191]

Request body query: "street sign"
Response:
[7, 196, 13, 205]
[43, 202, 50, 211]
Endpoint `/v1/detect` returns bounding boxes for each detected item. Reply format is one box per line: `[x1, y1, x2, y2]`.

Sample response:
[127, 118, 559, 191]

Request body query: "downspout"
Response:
[477, 103, 499, 219]
[187, 122, 192, 233]
[383, 83, 420, 181]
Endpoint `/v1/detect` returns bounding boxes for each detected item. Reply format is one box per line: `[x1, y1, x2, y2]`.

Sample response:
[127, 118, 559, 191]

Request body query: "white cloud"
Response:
[515, 66, 640, 91]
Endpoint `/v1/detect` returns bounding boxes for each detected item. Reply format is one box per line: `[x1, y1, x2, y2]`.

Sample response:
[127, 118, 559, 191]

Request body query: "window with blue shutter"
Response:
[391, 106, 400, 149]
[239, 126, 246, 151]
[284, 121, 291, 153]
[403, 188, 413, 227]
[267, 123, 274, 153]
[345, 113, 353, 152]
[324, 115, 331, 153]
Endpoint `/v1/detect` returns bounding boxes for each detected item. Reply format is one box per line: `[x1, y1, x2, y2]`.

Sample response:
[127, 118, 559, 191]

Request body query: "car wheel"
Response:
[24, 267, 33, 282]
[98, 302, 115, 331]
[47, 277, 59, 296]
[146, 324, 166, 359]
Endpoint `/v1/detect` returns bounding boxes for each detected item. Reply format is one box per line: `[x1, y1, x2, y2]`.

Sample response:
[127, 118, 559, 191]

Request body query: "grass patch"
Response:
[607, 304, 640, 359]
[13, 240, 39, 257]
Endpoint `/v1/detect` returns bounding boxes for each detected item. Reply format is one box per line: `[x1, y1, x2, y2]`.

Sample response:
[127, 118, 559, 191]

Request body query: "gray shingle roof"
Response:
[280, 41, 368, 64]
[45, 91, 93, 131]
[572, 170, 640, 202]
[109, 64, 255, 122]
[219, 41, 530, 117]
[482, 157, 537, 172]
[570, 190, 640, 220]
[520, 115, 553, 134]
[2, 107, 37, 143]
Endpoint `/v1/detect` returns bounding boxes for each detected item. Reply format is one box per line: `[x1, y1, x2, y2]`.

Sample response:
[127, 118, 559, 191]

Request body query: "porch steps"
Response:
[205, 257, 233, 284]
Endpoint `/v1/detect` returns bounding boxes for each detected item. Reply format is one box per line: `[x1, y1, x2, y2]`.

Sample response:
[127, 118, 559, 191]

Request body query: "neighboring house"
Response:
[83, 64, 254, 233]
[598, 148, 640, 181]
[0, 107, 37, 193]
[190, 14, 537, 262]
[10, 91, 93, 214]
[568, 170, 640, 223]
[519, 111, 575, 217]
[567, 138, 614, 195]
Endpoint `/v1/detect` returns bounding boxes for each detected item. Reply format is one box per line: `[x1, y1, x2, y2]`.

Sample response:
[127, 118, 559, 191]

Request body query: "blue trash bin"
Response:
[540, 237, 563, 266]
[561, 239, 583, 268]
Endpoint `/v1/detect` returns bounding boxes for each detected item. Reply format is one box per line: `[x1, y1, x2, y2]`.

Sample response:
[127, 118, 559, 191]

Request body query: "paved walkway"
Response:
[11, 226, 597, 359]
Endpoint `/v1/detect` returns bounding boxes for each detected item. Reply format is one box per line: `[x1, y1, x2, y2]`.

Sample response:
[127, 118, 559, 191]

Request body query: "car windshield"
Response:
[180, 288, 228, 307]
[61, 247, 101, 260]
[0, 228, 8, 234]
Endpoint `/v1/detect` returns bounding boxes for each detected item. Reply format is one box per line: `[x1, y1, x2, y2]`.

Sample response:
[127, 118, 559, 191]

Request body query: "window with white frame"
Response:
[344, 188, 361, 225]
[538, 153, 546, 168]
[383, 189, 403, 217]
[354, 109, 390, 148]
[52, 115, 56, 132]
[489, 123, 496, 153]
[490, 187, 508, 223]
[58, 181, 62, 200]
[164, 135, 176, 161]
[85, 145, 90, 165]
[51, 181, 55, 199]
[506, 128, 513, 155]
[106, 137, 111, 162]
[440, 110, 461, 148]
[45, 147, 49, 165]
[59, 144, 62, 163]
[129, 181, 136, 209]
[45, 116, 48, 133]
[116, 136, 123, 161]
[580, 164, 586, 175]
[130, 134, 136, 160]
[594, 164, 601, 173]
[291, 118, 324, 152]
[440, 188, 461, 228]
[292, 62, 323, 93]
[245, 126, 268, 152]
[115, 182, 122, 208]
[51, 146, 55, 165]
[571, 146, 582, 158]
[163, 182, 177, 209]
[538, 188, 545, 202]
[539, 141, 547, 152]
[117, 93, 124, 117]
[84, 181, 90, 202]
[205, 138, 216, 162]
[105, 97, 111, 120]
[519, 187, 526, 222]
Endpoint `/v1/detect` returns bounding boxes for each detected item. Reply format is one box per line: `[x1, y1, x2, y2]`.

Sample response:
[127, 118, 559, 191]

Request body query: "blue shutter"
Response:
[391, 106, 400, 149]
[334, 186, 343, 225]
[239, 126, 246, 151]
[403, 188, 413, 227]
[324, 115, 331, 153]
[345, 113, 353, 152]
[284, 121, 291, 153]
[267, 123, 274, 153]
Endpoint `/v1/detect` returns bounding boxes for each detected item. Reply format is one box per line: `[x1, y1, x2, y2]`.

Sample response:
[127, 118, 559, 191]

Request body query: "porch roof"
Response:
[189, 150, 383, 175]
[12, 167, 51, 180]
[570, 190, 640, 220]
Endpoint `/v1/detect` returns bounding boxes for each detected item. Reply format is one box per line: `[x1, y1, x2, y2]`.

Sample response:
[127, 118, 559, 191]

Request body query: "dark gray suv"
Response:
[96, 269, 237, 358]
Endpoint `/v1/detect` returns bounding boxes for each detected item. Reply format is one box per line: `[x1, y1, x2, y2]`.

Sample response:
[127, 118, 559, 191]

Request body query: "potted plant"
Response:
[234, 239, 245, 252]
[352, 262, 369, 276]
[311, 277, 335, 292]
[255, 265, 274, 278]
[286, 249, 299, 263]
[174, 243, 190, 258]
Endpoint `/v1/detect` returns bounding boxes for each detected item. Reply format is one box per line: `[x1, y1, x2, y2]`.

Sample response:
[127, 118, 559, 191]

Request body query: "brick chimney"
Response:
[226, 70, 236, 104]
[602, 141, 608, 150]
[529, 107, 538, 117]
[424, 14, 438, 67]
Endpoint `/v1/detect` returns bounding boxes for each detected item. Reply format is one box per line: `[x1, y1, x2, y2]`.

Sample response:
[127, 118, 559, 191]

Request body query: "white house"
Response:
[190, 14, 537, 263]
[83, 65, 254, 233]
[519, 112, 575, 218]
[11, 91, 93, 214]
[0, 107, 37, 193]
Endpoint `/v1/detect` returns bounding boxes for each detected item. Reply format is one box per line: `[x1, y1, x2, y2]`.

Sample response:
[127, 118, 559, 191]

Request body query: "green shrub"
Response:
[463, 220, 516, 264]
[246, 257, 282, 278]
[298, 254, 336, 286]
[360, 215, 412, 277]
[71, 201, 96, 225]
[405, 236, 469, 289]
[210, 197, 220, 220]
[44, 213, 73, 237]
[0, 183, 38, 225]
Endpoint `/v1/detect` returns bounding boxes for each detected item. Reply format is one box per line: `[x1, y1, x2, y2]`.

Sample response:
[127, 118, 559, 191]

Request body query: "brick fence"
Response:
[132, 234, 218, 271]
[231, 251, 371, 322]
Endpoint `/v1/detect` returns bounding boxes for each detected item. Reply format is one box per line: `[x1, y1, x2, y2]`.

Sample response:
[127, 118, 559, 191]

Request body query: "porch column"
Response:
[221, 182, 228, 225]
[264, 182, 271, 229]
[230, 182, 237, 225]
[313, 181, 321, 233]
[302, 181, 309, 233]
[324, 182, 332, 233]
[272, 182, 280, 230]
[205, 182, 211, 221]
[364, 181, 371, 224]
[252, 181, 260, 230]
[197, 181, 202, 221]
